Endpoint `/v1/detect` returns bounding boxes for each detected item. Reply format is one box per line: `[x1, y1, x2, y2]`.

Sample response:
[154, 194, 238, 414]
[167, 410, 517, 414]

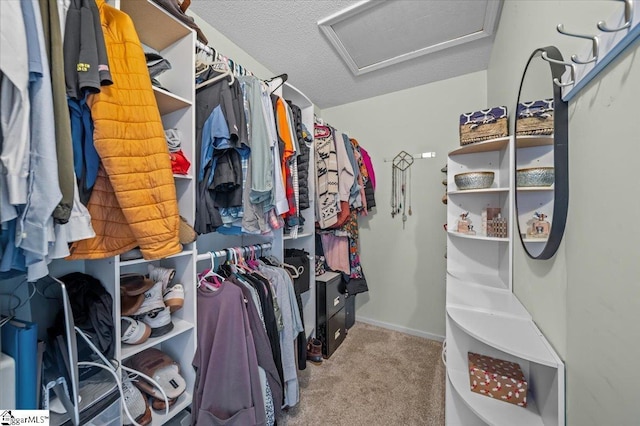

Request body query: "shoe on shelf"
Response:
[148, 264, 176, 292]
[121, 273, 155, 296]
[125, 348, 187, 403]
[121, 317, 152, 345]
[151, 396, 178, 411]
[306, 338, 323, 364]
[129, 280, 166, 318]
[122, 372, 152, 426]
[139, 306, 174, 338]
[163, 283, 184, 313]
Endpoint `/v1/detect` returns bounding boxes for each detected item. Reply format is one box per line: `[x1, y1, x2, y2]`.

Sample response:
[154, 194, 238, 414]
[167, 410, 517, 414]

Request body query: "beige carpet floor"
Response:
[279, 321, 446, 426]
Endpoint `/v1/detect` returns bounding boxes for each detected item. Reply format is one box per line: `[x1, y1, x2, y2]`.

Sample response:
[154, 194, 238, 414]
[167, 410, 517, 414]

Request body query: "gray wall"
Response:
[488, 1, 640, 424]
[322, 71, 488, 339]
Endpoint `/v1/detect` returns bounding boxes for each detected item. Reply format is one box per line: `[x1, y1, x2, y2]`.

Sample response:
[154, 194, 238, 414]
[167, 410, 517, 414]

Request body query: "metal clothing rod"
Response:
[195, 40, 254, 77]
[383, 151, 436, 162]
[195, 243, 272, 262]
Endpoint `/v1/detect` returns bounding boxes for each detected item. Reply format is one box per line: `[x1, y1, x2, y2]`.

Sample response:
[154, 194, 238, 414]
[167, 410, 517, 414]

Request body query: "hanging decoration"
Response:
[391, 151, 414, 229]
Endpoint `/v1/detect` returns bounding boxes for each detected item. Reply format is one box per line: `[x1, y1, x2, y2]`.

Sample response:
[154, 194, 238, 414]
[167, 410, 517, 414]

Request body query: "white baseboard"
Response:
[356, 316, 445, 342]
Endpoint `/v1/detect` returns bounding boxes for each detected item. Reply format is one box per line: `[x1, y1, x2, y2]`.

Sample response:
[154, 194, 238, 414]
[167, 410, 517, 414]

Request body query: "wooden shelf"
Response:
[447, 231, 509, 242]
[448, 187, 509, 195]
[448, 370, 545, 426]
[446, 306, 559, 367]
[120, 0, 192, 51]
[121, 318, 195, 360]
[449, 137, 510, 156]
[153, 87, 192, 116]
[515, 135, 554, 148]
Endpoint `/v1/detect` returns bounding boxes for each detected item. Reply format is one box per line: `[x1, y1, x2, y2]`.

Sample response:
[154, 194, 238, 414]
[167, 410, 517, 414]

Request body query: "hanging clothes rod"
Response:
[195, 243, 272, 262]
[195, 40, 254, 77]
[383, 151, 436, 162]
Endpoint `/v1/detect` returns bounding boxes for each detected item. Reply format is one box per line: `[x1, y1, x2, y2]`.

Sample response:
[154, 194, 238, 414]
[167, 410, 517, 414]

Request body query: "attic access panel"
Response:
[318, 0, 503, 75]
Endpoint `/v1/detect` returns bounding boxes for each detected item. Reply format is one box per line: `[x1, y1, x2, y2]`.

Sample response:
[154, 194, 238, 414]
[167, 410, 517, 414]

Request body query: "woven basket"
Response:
[459, 106, 508, 146]
[515, 99, 554, 136]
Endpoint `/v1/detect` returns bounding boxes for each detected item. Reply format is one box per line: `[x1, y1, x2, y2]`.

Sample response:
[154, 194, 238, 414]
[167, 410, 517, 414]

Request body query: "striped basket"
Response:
[459, 106, 508, 146]
[515, 99, 554, 136]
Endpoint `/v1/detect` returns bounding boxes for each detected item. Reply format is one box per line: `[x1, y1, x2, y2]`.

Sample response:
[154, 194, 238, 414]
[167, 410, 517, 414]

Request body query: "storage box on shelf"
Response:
[445, 135, 564, 425]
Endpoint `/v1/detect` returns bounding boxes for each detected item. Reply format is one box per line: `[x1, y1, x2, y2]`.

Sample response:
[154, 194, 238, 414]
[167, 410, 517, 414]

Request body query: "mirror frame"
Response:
[515, 46, 569, 260]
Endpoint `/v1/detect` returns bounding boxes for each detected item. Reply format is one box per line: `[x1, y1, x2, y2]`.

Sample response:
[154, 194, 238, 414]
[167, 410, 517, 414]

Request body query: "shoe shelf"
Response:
[151, 391, 193, 426]
[121, 318, 195, 360]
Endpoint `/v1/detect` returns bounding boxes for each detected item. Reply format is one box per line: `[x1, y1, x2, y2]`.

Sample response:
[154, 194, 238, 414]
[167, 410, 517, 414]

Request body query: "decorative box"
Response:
[482, 207, 501, 235]
[516, 99, 554, 136]
[468, 352, 528, 407]
[459, 106, 508, 145]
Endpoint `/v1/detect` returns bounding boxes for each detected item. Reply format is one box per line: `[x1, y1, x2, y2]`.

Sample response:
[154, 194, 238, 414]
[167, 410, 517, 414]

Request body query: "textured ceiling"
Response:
[190, 0, 503, 109]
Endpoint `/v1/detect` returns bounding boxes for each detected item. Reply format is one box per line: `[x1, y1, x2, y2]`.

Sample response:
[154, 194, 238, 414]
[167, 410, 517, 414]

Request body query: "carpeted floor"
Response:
[279, 321, 446, 426]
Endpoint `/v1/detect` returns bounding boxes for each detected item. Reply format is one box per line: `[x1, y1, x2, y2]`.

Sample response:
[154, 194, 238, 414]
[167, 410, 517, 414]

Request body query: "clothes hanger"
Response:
[197, 252, 224, 291]
[195, 61, 234, 90]
[266, 73, 288, 94]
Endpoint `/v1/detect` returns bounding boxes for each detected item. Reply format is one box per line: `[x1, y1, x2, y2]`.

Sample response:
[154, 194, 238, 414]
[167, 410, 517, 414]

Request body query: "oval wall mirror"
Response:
[514, 46, 569, 259]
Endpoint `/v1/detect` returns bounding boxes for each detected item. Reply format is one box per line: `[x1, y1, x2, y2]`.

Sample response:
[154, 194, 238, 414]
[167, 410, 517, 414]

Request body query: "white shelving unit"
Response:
[445, 136, 565, 426]
[99, 1, 198, 424]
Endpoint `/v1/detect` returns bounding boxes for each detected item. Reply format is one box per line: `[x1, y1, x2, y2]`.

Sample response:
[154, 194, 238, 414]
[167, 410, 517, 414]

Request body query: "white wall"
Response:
[322, 71, 488, 339]
[488, 1, 640, 424]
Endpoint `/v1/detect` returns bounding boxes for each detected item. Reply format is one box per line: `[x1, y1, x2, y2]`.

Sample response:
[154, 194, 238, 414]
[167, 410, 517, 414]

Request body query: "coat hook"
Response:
[597, 0, 633, 32]
[541, 51, 576, 87]
[556, 24, 600, 64]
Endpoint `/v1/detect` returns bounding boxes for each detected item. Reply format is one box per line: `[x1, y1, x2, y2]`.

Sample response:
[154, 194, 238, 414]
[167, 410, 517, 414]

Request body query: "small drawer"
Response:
[317, 272, 345, 320]
[324, 308, 346, 358]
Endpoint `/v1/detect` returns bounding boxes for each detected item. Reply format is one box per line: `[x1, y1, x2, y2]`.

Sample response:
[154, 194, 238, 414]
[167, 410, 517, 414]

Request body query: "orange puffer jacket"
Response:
[69, 0, 181, 260]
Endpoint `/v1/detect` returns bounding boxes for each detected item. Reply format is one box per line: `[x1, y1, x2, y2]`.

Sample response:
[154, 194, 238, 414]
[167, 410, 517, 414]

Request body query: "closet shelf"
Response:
[446, 270, 508, 290]
[446, 274, 531, 319]
[121, 318, 194, 360]
[120, 0, 192, 51]
[153, 87, 192, 116]
[118, 249, 195, 266]
[446, 306, 559, 367]
[447, 370, 545, 426]
[448, 137, 510, 156]
[151, 391, 192, 426]
[447, 231, 509, 242]
[516, 186, 553, 192]
[283, 232, 314, 240]
[448, 188, 509, 195]
[173, 174, 193, 180]
[515, 135, 554, 148]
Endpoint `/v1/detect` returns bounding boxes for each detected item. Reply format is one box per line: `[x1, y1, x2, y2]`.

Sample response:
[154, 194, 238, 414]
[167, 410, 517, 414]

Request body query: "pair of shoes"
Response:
[122, 371, 152, 425]
[125, 348, 187, 410]
[306, 338, 323, 364]
[120, 273, 174, 340]
[148, 264, 184, 313]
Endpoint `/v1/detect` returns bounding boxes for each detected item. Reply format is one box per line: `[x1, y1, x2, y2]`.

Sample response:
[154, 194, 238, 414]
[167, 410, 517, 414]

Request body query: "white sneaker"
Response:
[140, 306, 174, 337]
[148, 264, 175, 292]
[122, 372, 151, 425]
[121, 317, 152, 345]
[132, 281, 165, 318]
[163, 283, 184, 313]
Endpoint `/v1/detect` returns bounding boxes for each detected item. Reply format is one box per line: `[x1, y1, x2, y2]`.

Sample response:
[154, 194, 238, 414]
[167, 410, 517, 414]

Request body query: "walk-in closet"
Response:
[1, 1, 639, 425]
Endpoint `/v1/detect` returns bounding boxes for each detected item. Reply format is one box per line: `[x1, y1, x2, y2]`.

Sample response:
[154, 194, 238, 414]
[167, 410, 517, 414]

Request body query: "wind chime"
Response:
[391, 151, 414, 229]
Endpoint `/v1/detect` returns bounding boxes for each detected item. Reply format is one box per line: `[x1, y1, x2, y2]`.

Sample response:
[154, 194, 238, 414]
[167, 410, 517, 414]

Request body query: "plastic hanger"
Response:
[195, 61, 234, 90]
[197, 252, 224, 291]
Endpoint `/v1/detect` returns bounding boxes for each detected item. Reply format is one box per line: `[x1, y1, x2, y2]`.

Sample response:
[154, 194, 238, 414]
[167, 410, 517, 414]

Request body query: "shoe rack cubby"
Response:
[445, 137, 565, 426]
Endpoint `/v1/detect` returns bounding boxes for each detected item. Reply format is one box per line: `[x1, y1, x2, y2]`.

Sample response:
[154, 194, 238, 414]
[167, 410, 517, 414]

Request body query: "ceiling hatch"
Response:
[318, 0, 503, 75]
